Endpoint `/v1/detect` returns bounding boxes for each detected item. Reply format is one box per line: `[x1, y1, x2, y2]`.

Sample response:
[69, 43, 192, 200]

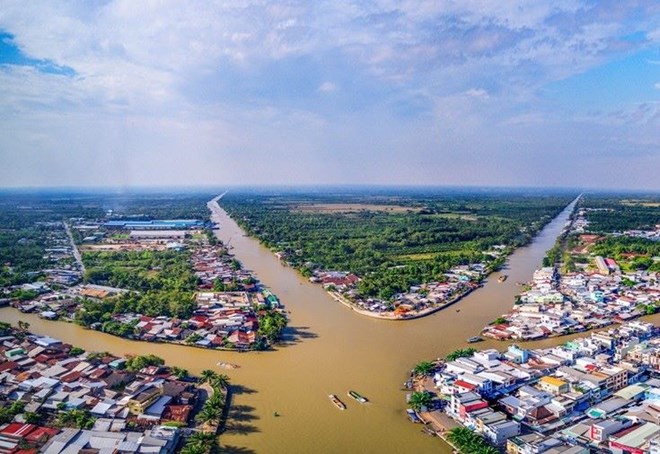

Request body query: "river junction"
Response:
[1, 195, 627, 453]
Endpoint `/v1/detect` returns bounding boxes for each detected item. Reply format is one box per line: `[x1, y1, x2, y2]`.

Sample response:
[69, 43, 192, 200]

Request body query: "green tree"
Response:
[446, 348, 477, 361]
[0, 321, 11, 336]
[199, 369, 219, 385]
[172, 367, 189, 379]
[56, 409, 96, 429]
[124, 354, 164, 372]
[409, 391, 433, 412]
[69, 347, 85, 356]
[412, 361, 436, 376]
[24, 411, 43, 424]
[181, 432, 219, 454]
[258, 310, 287, 343]
[210, 374, 230, 390]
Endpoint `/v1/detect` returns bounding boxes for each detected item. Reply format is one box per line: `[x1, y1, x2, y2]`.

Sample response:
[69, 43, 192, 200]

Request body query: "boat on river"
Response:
[329, 394, 346, 410]
[407, 408, 422, 423]
[348, 390, 368, 403]
[498, 275, 508, 283]
[217, 362, 240, 369]
[467, 336, 483, 343]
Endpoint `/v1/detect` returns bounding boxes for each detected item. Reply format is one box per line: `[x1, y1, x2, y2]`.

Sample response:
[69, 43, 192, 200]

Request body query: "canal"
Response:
[1, 196, 582, 453]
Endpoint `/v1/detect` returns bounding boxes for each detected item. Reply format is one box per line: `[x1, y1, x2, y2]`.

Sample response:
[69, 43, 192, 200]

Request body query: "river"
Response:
[1, 195, 583, 453]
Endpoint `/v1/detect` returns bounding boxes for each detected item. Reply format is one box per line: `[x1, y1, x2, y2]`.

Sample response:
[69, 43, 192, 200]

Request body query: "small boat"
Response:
[348, 390, 368, 403]
[467, 336, 483, 343]
[407, 408, 422, 423]
[422, 427, 437, 437]
[329, 394, 346, 410]
[217, 362, 240, 369]
[273, 412, 280, 417]
[498, 275, 508, 283]
[456, 309, 461, 312]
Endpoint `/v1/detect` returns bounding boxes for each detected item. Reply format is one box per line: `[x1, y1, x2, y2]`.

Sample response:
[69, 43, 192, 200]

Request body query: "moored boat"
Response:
[498, 274, 508, 282]
[348, 390, 368, 403]
[407, 408, 422, 423]
[467, 336, 483, 343]
[329, 394, 346, 410]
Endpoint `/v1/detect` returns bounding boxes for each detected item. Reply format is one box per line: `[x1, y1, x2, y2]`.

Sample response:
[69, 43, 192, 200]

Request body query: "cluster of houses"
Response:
[1, 222, 83, 299]
[5, 217, 286, 352]
[484, 239, 659, 341]
[426, 321, 660, 453]
[109, 288, 280, 351]
[192, 245, 255, 289]
[0, 330, 206, 453]
[621, 229, 660, 242]
[10, 284, 128, 323]
[311, 263, 488, 317]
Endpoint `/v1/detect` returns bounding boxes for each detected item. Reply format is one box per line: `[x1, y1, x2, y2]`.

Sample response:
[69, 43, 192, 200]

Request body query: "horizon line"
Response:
[0, 183, 659, 194]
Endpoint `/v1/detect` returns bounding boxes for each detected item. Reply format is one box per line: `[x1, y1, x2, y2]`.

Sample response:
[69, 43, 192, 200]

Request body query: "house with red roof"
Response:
[0, 423, 37, 438]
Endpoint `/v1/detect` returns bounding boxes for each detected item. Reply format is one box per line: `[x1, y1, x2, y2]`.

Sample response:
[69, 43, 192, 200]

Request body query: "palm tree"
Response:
[180, 445, 205, 454]
[182, 431, 219, 454]
[17, 320, 30, 331]
[211, 374, 230, 390]
[409, 391, 433, 412]
[206, 392, 225, 409]
[412, 361, 435, 376]
[199, 369, 219, 385]
[172, 366, 188, 379]
[196, 405, 222, 425]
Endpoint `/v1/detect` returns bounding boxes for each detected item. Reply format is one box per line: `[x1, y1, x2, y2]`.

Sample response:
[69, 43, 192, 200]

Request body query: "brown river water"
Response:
[1, 196, 595, 453]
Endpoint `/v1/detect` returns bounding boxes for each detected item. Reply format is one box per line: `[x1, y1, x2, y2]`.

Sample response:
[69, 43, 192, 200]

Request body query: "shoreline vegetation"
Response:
[218, 190, 578, 320]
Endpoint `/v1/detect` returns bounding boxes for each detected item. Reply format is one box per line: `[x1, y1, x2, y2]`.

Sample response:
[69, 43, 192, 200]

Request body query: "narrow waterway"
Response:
[2, 196, 584, 453]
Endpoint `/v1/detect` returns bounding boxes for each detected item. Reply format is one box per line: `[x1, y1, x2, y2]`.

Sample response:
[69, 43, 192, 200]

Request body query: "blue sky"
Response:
[0, 1, 658, 189]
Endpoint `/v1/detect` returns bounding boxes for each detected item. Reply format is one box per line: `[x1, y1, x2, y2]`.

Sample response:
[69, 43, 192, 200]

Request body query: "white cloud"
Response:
[318, 81, 337, 93]
[0, 1, 658, 189]
[465, 88, 489, 99]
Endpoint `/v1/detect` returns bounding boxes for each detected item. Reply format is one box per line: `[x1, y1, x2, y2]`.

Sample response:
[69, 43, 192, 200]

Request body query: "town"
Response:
[0, 323, 228, 453]
[482, 208, 659, 341]
[408, 320, 660, 453]
[2, 214, 287, 352]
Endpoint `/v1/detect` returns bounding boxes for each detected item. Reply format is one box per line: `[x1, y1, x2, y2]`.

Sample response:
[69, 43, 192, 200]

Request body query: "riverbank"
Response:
[482, 196, 659, 343]
[3, 195, 288, 354]
[328, 284, 479, 321]
[408, 319, 660, 452]
[217, 193, 577, 321]
[0, 190, 583, 454]
[0, 323, 228, 453]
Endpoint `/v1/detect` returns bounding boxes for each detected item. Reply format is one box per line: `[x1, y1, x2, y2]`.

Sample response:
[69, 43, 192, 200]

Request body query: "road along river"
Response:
[2, 196, 589, 453]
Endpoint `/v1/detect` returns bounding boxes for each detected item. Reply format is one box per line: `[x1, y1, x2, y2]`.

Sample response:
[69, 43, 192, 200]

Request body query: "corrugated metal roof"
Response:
[615, 422, 660, 447]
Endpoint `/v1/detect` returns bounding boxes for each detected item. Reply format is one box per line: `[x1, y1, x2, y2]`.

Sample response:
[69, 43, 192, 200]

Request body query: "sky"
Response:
[0, 1, 659, 190]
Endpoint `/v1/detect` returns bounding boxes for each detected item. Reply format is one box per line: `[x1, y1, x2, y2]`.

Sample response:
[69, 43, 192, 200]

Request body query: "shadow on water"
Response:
[220, 445, 257, 454]
[222, 421, 261, 436]
[231, 384, 259, 395]
[220, 385, 261, 437]
[226, 405, 259, 422]
[276, 325, 318, 347]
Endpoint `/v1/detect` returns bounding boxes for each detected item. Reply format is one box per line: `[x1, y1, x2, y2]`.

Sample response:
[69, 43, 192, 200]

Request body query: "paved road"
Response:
[64, 221, 86, 275]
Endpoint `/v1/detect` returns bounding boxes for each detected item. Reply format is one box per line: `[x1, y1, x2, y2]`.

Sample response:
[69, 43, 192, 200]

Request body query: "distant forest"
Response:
[220, 189, 577, 299]
[581, 194, 660, 232]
